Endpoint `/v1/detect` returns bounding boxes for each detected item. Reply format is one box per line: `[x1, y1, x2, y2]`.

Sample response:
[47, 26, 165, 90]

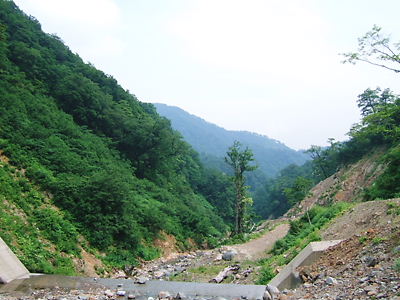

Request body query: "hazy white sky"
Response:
[14, 0, 400, 150]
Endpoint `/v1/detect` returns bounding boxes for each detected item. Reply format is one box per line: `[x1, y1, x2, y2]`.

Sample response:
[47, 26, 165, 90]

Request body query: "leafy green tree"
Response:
[306, 145, 329, 179]
[357, 87, 396, 117]
[342, 25, 400, 73]
[225, 141, 257, 235]
[284, 176, 313, 206]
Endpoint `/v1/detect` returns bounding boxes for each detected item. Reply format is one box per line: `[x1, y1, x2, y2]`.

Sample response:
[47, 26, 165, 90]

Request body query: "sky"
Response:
[13, 0, 400, 150]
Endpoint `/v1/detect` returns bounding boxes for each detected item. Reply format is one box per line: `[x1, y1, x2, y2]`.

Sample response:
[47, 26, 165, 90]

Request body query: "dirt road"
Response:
[229, 223, 290, 261]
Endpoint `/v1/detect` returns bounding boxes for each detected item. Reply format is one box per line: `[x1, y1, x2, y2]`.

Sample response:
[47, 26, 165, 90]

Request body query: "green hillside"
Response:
[153, 103, 309, 178]
[0, 1, 235, 274]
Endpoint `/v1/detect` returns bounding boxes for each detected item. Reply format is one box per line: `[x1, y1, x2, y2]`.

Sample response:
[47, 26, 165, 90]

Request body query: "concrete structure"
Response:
[0, 275, 266, 299]
[269, 240, 342, 290]
[0, 237, 30, 284]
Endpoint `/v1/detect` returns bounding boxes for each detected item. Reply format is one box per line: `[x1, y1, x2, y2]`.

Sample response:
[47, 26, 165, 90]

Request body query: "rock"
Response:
[214, 254, 223, 261]
[114, 270, 127, 278]
[326, 276, 338, 285]
[175, 292, 187, 300]
[174, 266, 185, 273]
[135, 276, 148, 284]
[158, 291, 171, 299]
[104, 290, 114, 297]
[266, 284, 280, 295]
[262, 290, 272, 300]
[154, 270, 165, 278]
[222, 250, 238, 261]
[364, 284, 379, 295]
[116, 290, 126, 296]
[128, 294, 136, 299]
[363, 256, 379, 267]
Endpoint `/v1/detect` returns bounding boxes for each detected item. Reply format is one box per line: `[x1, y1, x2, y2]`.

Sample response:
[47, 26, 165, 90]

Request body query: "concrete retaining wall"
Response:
[269, 240, 342, 290]
[0, 237, 30, 284]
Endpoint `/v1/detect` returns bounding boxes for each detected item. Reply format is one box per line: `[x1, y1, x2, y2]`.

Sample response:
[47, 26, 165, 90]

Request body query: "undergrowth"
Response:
[256, 202, 351, 284]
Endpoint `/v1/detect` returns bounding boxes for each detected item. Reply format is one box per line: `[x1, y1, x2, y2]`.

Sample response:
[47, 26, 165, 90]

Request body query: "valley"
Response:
[0, 1, 400, 300]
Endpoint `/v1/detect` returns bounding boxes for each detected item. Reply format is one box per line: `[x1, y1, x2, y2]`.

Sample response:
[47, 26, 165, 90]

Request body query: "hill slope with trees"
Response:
[153, 103, 309, 178]
[0, 0, 238, 275]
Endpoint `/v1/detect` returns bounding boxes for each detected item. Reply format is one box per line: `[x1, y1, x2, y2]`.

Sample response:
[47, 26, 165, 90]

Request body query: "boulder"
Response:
[222, 250, 238, 261]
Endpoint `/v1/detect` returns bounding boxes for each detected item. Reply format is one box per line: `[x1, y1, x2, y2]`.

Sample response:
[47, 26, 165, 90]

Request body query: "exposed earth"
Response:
[129, 222, 290, 285]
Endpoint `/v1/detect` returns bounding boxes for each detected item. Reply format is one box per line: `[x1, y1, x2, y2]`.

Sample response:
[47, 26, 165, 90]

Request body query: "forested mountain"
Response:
[0, 1, 237, 274]
[254, 86, 400, 219]
[153, 103, 309, 178]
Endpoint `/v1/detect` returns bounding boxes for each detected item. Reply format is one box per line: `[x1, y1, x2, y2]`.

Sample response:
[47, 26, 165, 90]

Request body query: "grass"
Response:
[387, 202, 400, 216]
[394, 259, 400, 272]
[256, 202, 351, 284]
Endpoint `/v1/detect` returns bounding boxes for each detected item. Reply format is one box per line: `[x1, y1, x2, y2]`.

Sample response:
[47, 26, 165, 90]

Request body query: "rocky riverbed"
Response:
[280, 227, 400, 300]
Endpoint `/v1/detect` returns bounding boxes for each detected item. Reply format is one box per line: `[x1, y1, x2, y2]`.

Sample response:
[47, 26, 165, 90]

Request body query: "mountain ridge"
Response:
[153, 103, 309, 178]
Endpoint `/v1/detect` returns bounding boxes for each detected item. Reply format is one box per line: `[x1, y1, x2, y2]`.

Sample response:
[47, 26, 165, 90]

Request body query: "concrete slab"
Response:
[269, 240, 342, 290]
[0, 275, 266, 299]
[0, 237, 30, 284]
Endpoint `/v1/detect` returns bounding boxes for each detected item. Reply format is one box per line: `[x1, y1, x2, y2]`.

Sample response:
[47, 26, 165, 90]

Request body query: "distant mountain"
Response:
[154, 103, 309, 178]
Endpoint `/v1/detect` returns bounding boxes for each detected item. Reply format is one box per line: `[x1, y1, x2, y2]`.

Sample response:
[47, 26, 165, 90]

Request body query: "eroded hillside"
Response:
[287, 149, 386, 217]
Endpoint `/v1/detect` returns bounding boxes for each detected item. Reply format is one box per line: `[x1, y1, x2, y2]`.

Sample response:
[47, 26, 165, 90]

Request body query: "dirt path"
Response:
[229, 223, 290, 261]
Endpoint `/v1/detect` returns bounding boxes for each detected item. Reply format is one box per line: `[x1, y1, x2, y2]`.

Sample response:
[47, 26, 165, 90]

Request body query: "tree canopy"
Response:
[225, 141, 257, 235]
[342, 25, 400, 73]
[0, 0, 237, 271]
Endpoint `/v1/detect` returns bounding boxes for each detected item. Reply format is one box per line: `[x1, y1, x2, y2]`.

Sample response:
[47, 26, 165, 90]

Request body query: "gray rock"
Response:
[363, 256, 379, 267]
[116, 290, 126, 296]
[174, 266, 185, 273]
[266, 284, 279, 296]
[135, 276, 148, 284]
[326, 276, 338, 285]
[222, 250, 238, 261]
[262, 290, 272, 300]
[175, 292, 187, 300]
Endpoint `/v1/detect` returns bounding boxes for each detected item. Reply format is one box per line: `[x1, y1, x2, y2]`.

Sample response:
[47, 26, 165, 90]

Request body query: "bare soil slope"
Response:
[286, 150, 386, 218]
[283, 199, 400, 300]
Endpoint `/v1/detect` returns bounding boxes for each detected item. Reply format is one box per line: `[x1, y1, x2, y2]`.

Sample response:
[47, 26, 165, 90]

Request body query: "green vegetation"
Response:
[394, 259, 400, 273]
[0, 161, 77, 274]
[387, 202, 400, 216]
[359, 236, 369, 244]
[0, 1, 236, 273]
[342, 25, 400, 74]
[225, 141, 257, 235]
[256, 202, 350, 284]
[372, 237, 387, 245]
[253, 162, 315, 219]
[153, 103, 309, 179]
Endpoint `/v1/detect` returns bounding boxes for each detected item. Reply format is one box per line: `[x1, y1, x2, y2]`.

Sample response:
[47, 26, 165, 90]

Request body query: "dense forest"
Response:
[1, 0, 399, 276]
[154, 103, 311, 219]
[0, 0, 240, 273]
[154, 103, 309, 178]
